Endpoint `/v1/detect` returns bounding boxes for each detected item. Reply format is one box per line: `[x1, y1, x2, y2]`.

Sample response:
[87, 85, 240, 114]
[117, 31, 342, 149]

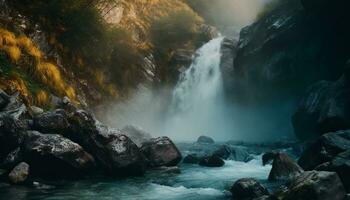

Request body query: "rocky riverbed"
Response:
[1, 89, 350, 200]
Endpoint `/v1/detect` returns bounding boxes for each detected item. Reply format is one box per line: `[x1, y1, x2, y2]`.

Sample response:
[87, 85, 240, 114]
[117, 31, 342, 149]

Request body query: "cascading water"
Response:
[162, 37, 232, 140]
[171, 37, 225, 113]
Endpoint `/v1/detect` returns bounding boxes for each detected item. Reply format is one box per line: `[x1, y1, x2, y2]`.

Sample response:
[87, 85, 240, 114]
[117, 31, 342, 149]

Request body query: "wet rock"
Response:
[298, 130, 350, 170]
[276, 171, 346, 200]
[183, 154, 201, 164]
[199, 155, 224, 167]
[268, 153, 303, 181]
[0, 104, 28, 158]
[33, 109, 69, 134]
[213, 145, 253, 162]
[23, 131, 95, 178]
[64, 110, 146, 176]
[30, 106, 44, 116]
[292, 74, 350, 140]
[230, 178, 269, 200]
[262, 151, 278, 166]
[0, 147, 22, 170]
[8, 162, 29, 184]
[220, 37, 238, 92]
[197, 136, 214, 144]
[315, 149, 350, 192]
[141, 136, 181, 168]
[121, 125, 152, 147]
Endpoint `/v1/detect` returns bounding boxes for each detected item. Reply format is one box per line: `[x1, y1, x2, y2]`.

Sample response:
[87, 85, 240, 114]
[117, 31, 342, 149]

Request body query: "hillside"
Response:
[0, 0, 213, 109]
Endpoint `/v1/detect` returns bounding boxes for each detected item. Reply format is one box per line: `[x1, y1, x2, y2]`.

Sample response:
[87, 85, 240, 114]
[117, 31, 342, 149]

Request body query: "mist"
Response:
[100, 33, 296, 142]
[186, 0, 277, 35]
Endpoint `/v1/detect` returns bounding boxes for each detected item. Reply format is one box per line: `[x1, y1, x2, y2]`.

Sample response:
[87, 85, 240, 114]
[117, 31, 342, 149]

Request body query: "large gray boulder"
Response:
[64, 110, 146, 176]
[33, 109, 69, 134]
[275, 171, 346, 200]
[23, 131, 95, 178]
[268, 153, 303, 181]
[199, 155, 225, 167]
[8, 162, 29, 184]
[140, 136, 182, 168]
[230, 178, 269, 200]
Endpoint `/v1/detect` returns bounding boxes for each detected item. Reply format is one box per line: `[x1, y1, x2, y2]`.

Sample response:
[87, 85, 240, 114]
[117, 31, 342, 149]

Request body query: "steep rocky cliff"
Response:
[222, 0, 350, 104]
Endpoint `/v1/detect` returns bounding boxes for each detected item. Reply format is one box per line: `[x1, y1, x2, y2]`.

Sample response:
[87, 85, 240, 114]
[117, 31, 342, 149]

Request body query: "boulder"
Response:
[8, 162, 29, 184]
[33, 109, 69, 134]
[298, 130, 350, 170]
[0, 147, 22, 170]
[262, 151, 278, 166]
[213, 145, 253, 162]
[197, 136, 214, 144]
[30, 106, 44, 116]
[292, 74, 350, 140]
[230, 178, 269, 200]
[275, 171, 346, 200]
[198, 155, 224, 167]
[315, 149, 350, 192]
[183, 154, 201, 164]
[23, 131, 95, 178]
[0, 115, 27, 159]
[121, 125, 152, 147]
[64, 110, 146, 175]
[268, 153, 303, 181]
[141, 136, 181, 168]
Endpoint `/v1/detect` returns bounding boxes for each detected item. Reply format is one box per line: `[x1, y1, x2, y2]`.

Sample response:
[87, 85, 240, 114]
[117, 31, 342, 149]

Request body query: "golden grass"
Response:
[0, 28, 77, 105]
[17, 35, 42, 59]
[35, 89, 49, 106]
[4, 46, 21, 62]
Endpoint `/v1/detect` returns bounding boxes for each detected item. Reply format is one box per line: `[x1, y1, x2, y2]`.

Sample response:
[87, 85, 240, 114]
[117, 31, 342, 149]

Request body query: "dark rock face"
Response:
[298, 130, 350, 170]
[23, 131, 95, 178]
[275, 171, 346, 200]
[198, 155, 224, 167]
[213, 145, 253, 162]
[33, 109, 69, 134]
[141, 137, 182, 168]
[121, 125, 152, 147]
[0, 147, 22, 170]
[197, 136, 215, 144]
[262, 151, 278, 166]
[223, 0, 350, 104]
[230, 178, 269, 200]
[292, 74, 350, 140]
[64, 110, 146, 176]
[182, 154, 200, 164]
[8, 162, 29, 184]
[268, 153, 303, 181]
[0, 89, 10, 109]
[0, 94, 28, 159]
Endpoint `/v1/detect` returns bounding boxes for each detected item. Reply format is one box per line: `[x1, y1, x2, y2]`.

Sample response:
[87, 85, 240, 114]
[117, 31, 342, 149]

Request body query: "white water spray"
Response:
[161, 37, 232, 140]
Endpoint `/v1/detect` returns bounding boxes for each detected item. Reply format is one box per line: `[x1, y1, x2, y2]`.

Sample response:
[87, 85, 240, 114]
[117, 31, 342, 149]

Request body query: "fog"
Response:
[188, 0, 277, 35]
[100, 27, 296, 142]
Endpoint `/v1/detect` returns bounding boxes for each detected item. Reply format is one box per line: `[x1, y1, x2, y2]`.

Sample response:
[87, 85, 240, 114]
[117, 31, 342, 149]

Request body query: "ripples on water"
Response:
[0, 153, 273, 200]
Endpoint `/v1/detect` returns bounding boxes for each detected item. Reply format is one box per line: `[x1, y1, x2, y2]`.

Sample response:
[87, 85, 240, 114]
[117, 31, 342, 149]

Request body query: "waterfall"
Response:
[163, 37, 229, 140]
[171, 37, 225, 112]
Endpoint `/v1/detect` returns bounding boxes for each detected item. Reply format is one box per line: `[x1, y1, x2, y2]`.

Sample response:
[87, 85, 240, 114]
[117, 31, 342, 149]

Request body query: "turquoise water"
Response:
[0, 153, 273, 200]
